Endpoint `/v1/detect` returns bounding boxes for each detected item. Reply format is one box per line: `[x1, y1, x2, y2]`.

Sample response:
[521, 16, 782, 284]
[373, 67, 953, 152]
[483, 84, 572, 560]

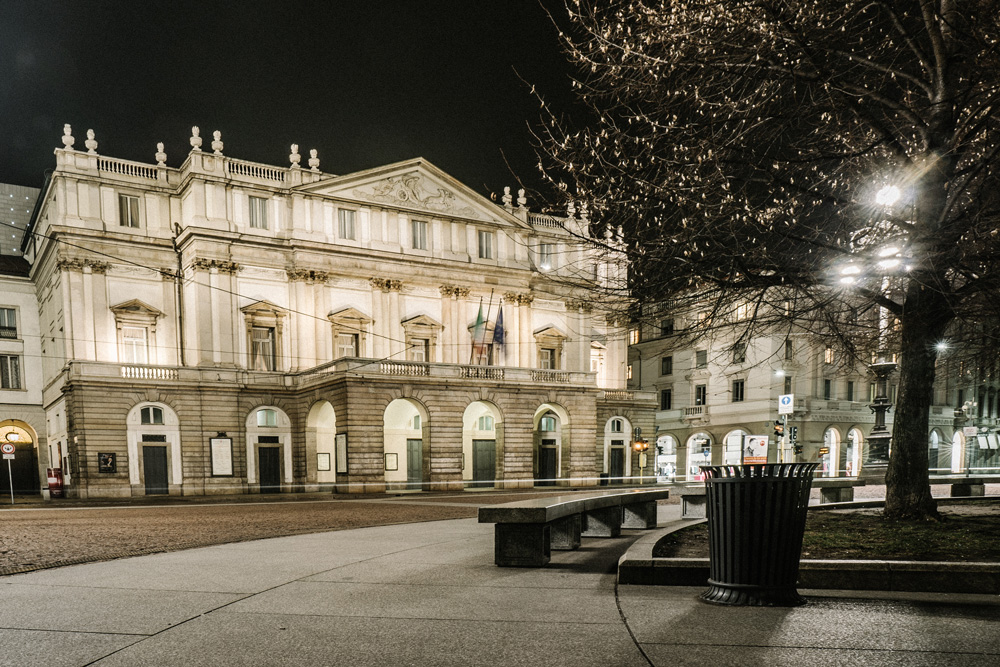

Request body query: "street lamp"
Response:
[633, 428, 649, 484]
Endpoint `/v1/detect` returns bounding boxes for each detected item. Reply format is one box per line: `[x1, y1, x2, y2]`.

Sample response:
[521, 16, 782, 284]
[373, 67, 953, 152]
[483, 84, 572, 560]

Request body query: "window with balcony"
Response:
[249, 196, 268, 229]
[0, 308, 16, 339]
[402, 315, 441, 364]
[0, 355, 21, 389]
[477, 230, 494, 259]
[695, 350, 708, 368]
[660, 356, 673, 376]
[111, 299, 163, 367]
[121, 326, 149, 365]
[412, 219, 428, 250]
[338, 209, 356, 240]
[694, 384, 707, 406]
[538, 348, 556, 370]
[251, 327, 276, 371]
[329, 307, 372, 360]
[408, 338, 430, 363]
[732, 379, 745, 402]
[337, 333, 359, 358]
[118, 194, 140, 228]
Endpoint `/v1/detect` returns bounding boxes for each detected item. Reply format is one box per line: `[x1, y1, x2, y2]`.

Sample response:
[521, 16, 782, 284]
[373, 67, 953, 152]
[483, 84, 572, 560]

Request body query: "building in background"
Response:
[21, 125, 655, 499]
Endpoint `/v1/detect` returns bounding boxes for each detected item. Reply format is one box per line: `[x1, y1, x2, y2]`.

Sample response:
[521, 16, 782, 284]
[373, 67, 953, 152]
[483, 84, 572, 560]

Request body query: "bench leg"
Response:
[682, 496, 707, 519]
[494, 523, 550, 567]
[550, 515, 582, 550]
[622, 500, 657, 529]
[582, 506, 622, 537]
[951, 483, 984, 497]
[820, 488, 854, 504]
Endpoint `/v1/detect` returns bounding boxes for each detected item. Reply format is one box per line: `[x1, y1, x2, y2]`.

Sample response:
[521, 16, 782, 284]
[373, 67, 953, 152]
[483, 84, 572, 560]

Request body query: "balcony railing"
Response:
[379, 361, 429, 377]
[461, 366, 505, 380]
[120, 365, 179, 381]
[0, 326, 17, 340]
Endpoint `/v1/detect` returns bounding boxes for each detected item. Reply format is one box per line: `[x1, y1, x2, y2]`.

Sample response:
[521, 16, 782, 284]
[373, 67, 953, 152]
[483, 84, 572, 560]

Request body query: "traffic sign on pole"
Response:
[778, 394, 794, 415]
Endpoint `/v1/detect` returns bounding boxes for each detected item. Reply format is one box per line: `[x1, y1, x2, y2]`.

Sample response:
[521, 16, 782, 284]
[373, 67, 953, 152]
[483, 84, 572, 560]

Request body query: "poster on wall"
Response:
[98, 452, 117, 473]
[743, 436, 769, 464]
[317, 452, 331, 472]
[210, 437, 234, 476]
[335, 434, 348, 473]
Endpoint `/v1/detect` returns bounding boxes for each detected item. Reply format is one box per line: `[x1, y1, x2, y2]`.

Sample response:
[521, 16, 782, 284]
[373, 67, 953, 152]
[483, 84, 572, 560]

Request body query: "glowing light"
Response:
[935, 341, 949, 353]
[877, 258, 901, 270]
[878, 246, 900, 257]
[840, 264, 861, 275]
[875, 185, 901, 206]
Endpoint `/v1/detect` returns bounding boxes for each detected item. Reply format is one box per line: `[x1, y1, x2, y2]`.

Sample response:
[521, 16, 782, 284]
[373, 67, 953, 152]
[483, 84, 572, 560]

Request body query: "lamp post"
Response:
[633, 427, 649, 484]
[861, 357, 896, 481]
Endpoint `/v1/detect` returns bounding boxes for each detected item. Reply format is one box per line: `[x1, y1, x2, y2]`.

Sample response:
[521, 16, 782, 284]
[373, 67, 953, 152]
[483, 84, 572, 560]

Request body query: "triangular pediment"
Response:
[328, 307, 372, 325]
[533, 325, 568, 340]
[401, 314, 442, 329]
[294, 158, 530, 229]
[241, 300, 288, 317]
[110, 299, 163, 318]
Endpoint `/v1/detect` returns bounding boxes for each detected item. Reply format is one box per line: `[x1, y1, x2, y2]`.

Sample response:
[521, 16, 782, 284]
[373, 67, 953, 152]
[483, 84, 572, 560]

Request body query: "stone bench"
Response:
[680, 487, 707, 519]
[813, 478, 865, 504]
[929, 476, 992, 497]
[478, 489, 670, 567]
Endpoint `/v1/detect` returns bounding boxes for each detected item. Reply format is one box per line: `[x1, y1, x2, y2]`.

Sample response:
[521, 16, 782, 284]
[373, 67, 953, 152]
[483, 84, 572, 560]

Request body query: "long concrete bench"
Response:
[679, 478, 865, 517]
[929, 476, 995, 497]
[478, 489, 670, 567]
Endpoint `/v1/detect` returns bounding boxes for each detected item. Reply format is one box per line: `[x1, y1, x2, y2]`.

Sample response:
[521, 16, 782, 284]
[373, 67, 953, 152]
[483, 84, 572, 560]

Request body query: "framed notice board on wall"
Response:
[210, 437, 234, 476]
[335, 434, 348, 473]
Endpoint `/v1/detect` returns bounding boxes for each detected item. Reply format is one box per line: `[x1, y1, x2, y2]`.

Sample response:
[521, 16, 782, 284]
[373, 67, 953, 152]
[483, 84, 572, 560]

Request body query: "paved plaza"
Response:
[3, 503, 999, 666]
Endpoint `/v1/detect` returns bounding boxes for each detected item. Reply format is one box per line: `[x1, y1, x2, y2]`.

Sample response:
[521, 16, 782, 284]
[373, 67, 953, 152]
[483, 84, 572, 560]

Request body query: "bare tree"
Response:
[538, 0, 1000, 519]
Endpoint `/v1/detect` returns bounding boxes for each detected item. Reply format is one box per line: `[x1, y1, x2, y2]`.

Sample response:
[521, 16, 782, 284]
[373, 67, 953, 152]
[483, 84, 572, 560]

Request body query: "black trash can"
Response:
[700, 463, 818, 606]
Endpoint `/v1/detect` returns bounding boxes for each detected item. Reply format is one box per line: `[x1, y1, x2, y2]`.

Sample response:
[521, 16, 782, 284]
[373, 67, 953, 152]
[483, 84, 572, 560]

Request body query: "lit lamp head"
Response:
[875, 185, 901, 206]
[633, 438, 649, 452]
[6, 431, 19, 442]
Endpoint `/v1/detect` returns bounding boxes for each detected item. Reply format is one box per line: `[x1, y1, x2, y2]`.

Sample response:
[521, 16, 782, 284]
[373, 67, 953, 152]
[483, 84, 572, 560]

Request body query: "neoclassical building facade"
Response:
[22, 126, 654, 499]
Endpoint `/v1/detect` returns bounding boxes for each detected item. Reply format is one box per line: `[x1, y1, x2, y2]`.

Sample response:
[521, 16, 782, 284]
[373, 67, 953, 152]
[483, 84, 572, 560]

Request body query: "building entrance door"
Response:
[259, 446, 281, 493]
[406, 439, 423, 490]
[610, 440, 625, 483]
[538, 439, 557, 486]
[471, 439, 495, 488]
[0, 442, 39, 495]
[142, 446, 168, 495]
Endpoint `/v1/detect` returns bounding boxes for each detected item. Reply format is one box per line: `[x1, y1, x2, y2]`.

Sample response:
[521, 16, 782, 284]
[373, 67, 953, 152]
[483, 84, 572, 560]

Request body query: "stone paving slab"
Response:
[0, 629, 143, 667]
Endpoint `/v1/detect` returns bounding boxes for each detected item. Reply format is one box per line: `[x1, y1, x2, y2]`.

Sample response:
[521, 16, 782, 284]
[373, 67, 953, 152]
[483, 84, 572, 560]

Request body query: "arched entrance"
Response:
[604, 416, 632, 484]
[655, 434, 678, 482]
[534, 403, 569, 486]
[384, 398, 429, 491]
[686, 432, 713, 480]
[928, 429, 944, 474]
[846, 428, 864, 477]
[463, 401, 502, 488]
[246, 406, 292, 493]
[950, 431, 966, 473]
[722, 429, 749, 465]
[306, 401, 337, 489]
[0, 421, 40, 495]
[822, 427, 841, 477]
[127, 403, 182, 495]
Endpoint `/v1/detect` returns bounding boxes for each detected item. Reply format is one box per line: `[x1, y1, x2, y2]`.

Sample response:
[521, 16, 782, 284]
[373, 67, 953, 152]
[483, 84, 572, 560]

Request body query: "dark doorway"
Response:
[259, 446, 281, 493]
[471, 439, 496, 488]
[610, 441, 625, 483]
[0, 443, 39, 495]
[142, 445, 168, 495]
[406, 439, 423, 490]
[538, 439, 557, 486]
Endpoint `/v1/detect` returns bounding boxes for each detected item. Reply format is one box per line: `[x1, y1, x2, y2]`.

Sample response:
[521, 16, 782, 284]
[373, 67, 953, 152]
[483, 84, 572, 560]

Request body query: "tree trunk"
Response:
[883, 282, 950, 520]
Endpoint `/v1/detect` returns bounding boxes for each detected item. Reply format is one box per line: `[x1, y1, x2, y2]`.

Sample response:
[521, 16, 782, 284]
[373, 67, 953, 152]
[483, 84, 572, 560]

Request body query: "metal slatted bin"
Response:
[700, 463, 818, 606]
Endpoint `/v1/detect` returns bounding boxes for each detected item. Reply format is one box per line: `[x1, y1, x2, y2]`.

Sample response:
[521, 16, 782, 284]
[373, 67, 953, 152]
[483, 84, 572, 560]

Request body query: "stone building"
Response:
[22, 125, 655, 499]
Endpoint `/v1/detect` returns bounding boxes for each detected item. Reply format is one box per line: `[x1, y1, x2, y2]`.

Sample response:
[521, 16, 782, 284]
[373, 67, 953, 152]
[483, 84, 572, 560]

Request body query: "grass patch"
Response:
[653, 502, 1000, 561]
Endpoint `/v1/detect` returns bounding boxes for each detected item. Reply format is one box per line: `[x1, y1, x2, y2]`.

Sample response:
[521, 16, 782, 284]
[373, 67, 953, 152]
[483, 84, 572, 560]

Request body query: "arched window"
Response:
[478, 415, 494, 431]
[141, 406, 164, 425]
[257, 409, 278, 427]
[540, 415, 557, 432]
[610, 418, 623, 432]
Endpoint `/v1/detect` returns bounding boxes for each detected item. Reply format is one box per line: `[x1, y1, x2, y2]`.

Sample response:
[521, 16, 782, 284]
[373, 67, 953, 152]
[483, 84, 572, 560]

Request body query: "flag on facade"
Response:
[492, 306, 505, 364]
[471, 302, 487, 363]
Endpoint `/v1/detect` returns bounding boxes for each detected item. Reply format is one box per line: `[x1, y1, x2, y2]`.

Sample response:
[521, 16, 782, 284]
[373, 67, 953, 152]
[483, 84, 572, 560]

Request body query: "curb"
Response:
[619, 499, 1000, 594]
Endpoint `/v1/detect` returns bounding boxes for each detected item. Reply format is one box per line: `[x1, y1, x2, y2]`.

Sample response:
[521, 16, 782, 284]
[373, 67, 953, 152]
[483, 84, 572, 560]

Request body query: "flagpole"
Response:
[468, 297, 483, 365]
[479, 289, 495, 365]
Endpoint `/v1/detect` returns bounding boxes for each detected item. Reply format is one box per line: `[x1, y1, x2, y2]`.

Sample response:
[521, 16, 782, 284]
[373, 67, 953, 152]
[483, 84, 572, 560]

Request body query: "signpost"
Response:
[777, 394, 794, 462]
[1, 442, 14, 504]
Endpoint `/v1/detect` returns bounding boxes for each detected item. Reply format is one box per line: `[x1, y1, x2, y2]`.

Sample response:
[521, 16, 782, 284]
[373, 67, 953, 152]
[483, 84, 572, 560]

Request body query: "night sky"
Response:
[0, 0, 576, 202]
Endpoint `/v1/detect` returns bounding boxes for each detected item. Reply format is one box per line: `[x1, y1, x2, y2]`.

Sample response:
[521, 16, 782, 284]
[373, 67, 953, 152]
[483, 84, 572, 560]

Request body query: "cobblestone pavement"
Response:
[0, 489, 681, 576]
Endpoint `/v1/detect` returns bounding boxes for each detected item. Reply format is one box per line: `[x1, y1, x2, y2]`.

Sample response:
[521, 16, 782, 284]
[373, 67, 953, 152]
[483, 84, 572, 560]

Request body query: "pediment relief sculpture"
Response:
[353, 173, 480, 219]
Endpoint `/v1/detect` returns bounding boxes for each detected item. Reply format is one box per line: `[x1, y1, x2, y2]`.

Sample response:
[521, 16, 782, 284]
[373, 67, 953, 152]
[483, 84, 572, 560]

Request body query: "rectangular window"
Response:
[660, 388, 672, 411]
[477, 230, 494, 259]
[629, 328, 640, 345]
[0, 308, 16, 339]
[784, 339, 793, 360]
[732, 379, 745, 402]
[338, 209, 356, 240]
[538, 243, 554, 270]
[824, 379, 832, 400]
[0, 355, 21, 389]
[732, 342, 747, 364]
[694, 384, 707, 406]
[337, 333, 358, 358]
[539, 348, 556, 370]
[824, 347, 834, 364]
[847, 381, 855, 402]
[118, 194, 140, 228]
[735, 303, 750, 320]
[412, 219, 428, 250]
[249, 196, 268, 229]
[695, 350, 708, 368]
[121, 326, 148, 365]
[784, 376, 793, 395]
[627, 364, 633, 380]
[408, 338, 430, 363]
[660, 319, 674, 336]
[660, 356, 673, 376]
[250, 326, 275, 371]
